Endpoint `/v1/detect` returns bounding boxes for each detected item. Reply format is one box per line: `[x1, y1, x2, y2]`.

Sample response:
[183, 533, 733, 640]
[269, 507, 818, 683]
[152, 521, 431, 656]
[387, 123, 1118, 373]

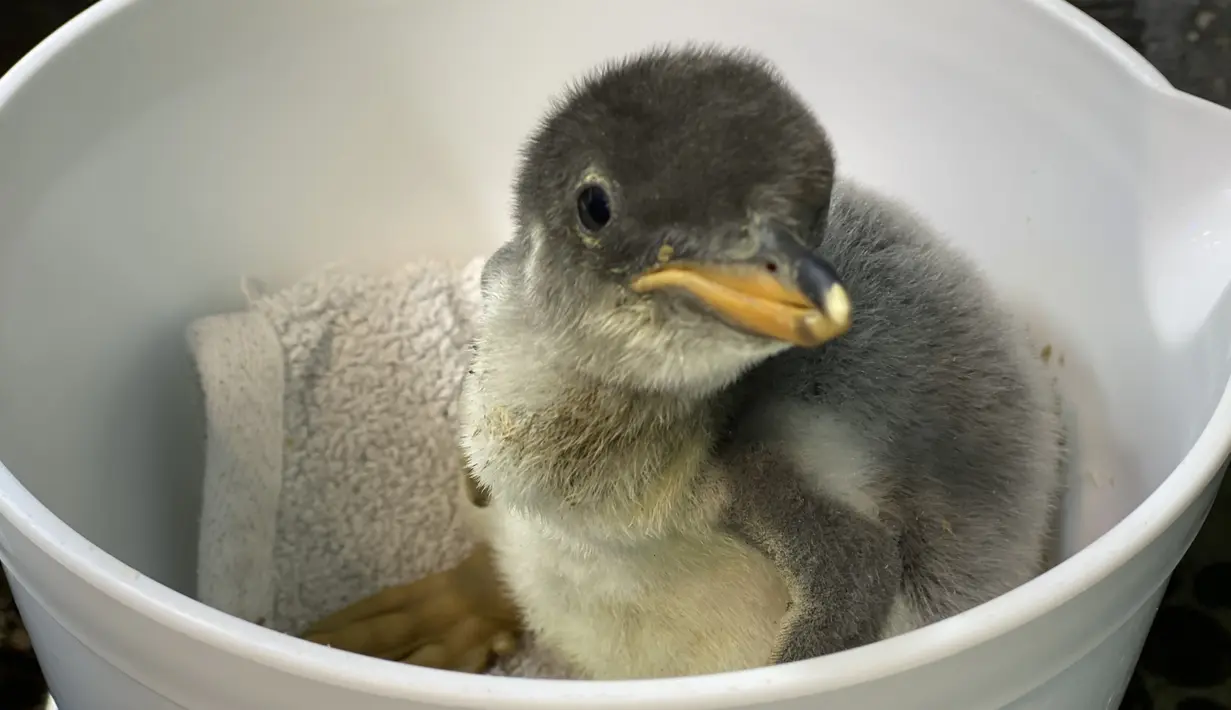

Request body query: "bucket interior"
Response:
[1, 0, 1229, 613]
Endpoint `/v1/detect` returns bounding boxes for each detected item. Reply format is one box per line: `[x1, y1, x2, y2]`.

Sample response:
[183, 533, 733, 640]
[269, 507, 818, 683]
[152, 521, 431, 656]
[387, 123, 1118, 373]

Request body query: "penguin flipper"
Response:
[720, 446, 902, 664]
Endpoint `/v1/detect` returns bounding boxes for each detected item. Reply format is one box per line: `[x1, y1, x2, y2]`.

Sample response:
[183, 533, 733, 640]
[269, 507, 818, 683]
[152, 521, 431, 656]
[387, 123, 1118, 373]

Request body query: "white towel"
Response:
[186, 258, 568, 678]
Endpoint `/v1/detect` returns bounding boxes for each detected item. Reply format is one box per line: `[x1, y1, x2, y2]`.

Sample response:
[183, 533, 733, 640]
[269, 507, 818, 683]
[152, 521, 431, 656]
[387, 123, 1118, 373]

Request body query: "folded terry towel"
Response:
[187, 257, 568, 678]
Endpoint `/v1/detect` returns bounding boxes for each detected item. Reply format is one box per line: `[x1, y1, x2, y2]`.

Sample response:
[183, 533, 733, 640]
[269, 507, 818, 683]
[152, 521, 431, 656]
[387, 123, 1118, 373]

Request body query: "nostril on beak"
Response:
[764, 261, 779, 273]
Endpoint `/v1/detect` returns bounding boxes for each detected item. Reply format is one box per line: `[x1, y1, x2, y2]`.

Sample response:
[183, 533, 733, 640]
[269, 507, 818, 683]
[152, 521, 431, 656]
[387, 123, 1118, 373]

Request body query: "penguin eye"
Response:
[577, 184, 612, 232]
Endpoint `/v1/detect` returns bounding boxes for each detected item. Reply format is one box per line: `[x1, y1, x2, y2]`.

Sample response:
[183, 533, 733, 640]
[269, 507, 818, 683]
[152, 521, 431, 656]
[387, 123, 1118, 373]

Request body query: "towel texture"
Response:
[187, 258, 567, 678]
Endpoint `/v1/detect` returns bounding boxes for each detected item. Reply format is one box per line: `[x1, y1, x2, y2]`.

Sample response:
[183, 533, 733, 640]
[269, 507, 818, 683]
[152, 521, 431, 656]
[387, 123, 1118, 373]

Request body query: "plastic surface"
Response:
[0, 0, 1229, 708]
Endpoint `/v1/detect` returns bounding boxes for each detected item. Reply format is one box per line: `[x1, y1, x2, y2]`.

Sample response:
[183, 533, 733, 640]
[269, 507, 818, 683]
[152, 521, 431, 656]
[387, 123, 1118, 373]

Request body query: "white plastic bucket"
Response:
[1, 1, 1230, 708]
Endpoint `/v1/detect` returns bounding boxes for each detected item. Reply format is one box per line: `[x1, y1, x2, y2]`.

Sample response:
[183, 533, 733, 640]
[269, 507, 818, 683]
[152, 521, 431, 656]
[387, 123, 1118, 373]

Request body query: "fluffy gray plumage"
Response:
[721, 183, 1065, 660]
[463, 44, 1064, 674]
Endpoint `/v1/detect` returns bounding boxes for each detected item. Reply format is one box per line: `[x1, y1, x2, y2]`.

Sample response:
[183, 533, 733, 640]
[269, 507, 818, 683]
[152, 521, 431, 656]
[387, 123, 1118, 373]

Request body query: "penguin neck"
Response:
[463, 313, 735, 538]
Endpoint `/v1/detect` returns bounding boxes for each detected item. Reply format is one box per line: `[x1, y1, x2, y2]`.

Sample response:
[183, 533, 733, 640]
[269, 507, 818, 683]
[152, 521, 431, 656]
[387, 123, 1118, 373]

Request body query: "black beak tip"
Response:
[795, 255, 844, 315]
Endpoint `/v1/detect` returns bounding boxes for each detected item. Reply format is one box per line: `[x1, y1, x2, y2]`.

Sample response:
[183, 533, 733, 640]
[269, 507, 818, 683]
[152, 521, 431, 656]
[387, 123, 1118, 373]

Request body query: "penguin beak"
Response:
[629, 225, 852, 347]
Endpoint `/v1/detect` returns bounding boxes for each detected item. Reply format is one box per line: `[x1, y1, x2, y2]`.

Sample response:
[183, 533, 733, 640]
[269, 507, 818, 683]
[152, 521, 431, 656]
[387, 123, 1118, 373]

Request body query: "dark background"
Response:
[0, 1, 1228, 709]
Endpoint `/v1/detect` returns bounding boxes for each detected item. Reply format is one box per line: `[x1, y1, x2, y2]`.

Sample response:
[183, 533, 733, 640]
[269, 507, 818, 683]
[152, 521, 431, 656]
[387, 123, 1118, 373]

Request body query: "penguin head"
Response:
[502, 45, 851, 395]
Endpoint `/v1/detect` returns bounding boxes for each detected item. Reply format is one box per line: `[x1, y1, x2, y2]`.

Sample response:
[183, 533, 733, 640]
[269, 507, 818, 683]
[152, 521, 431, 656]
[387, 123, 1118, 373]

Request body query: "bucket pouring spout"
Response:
[1143, 92, 1231, 348]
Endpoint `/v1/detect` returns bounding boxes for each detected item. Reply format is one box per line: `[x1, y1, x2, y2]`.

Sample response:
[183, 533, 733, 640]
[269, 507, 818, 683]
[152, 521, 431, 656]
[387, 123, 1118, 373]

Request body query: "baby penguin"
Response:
[304, 45, 1064, 679]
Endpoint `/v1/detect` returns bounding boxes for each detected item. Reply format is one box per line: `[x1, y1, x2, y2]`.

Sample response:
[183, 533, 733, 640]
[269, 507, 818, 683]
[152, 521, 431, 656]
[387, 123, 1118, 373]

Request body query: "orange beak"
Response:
[630, 234, 852, 348]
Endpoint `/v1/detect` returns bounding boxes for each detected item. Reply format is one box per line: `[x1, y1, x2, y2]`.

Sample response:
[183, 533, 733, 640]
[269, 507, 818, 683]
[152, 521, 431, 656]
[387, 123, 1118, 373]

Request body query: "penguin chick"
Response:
[303, 45, 1064, 679]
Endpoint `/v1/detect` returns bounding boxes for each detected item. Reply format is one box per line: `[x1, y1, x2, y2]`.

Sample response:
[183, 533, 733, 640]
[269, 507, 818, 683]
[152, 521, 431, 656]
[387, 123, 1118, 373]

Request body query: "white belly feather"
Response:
[475, 500, 789, 680]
